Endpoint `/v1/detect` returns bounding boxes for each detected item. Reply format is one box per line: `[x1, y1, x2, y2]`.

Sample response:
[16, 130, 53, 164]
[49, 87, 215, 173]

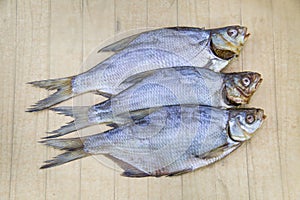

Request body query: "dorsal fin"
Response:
[98, 34, 141, 53]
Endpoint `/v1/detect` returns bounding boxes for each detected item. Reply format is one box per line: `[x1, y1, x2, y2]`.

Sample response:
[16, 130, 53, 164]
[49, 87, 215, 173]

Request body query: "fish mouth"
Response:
[244, 33, 251, 41]
[238, 26, 250, 42]
[241, 27, 250, 41]
[256, 109, 267, 121]
[255, 77, 263, 89]
[247, 76, 263, 94]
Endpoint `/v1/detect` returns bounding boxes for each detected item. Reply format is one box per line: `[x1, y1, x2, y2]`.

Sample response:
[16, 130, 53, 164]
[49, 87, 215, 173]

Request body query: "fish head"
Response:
[210, 25, 250, 60]
[224, 71, 262, 106]
[228, 108, 266, 142]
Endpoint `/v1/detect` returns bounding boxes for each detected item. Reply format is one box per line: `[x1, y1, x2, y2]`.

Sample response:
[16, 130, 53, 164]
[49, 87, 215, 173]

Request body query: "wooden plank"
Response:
[2, 0, 300, 199]
[178, 0, 209, 27]
[177, 1, 215, 200]
[147, 1, 182, 200]
[0, 0, 16, 199]
[241, 0, 284, 199]
[115, 0, 147, 32]
[45, 1, 82, 199]
[272, 0, 300, 199]
[9, 0, 50, 199]
[209, 0, 242, 72]
[148, 0, 178, 27]
[114, 1, 148, 200]
[80, 1, 115, 199]
[209, 1, 251, 200]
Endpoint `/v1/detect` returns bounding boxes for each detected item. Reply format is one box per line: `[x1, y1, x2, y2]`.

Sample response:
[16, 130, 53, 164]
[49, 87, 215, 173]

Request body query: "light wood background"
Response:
[1, 0, 299, 199]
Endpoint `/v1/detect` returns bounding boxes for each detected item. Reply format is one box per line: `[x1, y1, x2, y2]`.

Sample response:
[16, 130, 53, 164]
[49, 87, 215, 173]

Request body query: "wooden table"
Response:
[1, 0, 299, 199]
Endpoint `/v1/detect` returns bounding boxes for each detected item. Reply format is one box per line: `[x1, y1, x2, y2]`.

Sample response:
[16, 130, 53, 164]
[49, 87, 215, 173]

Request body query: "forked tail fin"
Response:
[40, 137, 89, 169]
[45, 106, 92, 138]
[46, 100, 113, 138]
[27, 76, 74, 112]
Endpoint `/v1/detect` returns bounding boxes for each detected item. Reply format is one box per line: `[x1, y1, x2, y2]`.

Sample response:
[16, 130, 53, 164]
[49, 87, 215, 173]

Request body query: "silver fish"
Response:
[40, 105, 266, 177]
[28, 25, 249, 112]
[47, 67, 262, 138]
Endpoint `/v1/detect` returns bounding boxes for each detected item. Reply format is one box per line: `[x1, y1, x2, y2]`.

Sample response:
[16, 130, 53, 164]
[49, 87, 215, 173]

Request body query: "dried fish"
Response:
[28, 25, 249, 112]
[40, 105, 265, 177]
[48, 67, 262, 138]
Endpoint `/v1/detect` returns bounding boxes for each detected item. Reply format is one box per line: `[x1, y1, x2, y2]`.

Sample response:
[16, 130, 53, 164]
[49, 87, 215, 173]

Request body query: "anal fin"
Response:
[167, 168, 193, 177]
[122, 170, 150, 178]
[105, 155, 150, 178]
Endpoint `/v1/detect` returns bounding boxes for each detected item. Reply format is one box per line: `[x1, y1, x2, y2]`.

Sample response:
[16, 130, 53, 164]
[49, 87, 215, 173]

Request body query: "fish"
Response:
[27, 25, 250, 112]
[40, 105, 266, 177]
[47, 67, 262, 138]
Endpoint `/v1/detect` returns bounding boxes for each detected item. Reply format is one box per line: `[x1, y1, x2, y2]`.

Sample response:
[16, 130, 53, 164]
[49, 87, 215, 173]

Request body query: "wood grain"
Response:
[80, 1, 115, 200]
[45, 1, 82, 199]
[9, 1, 49, 199]
[114, 1, 148, 200]
[0, 0, 16, 199]
[147, 1, 183, 200]
[272, 0, 300, 199]
[242, 1, 284, 199]
[0, 0, 299, 199]
[210, 1, 251, 200]
[177, 1, 213, 200]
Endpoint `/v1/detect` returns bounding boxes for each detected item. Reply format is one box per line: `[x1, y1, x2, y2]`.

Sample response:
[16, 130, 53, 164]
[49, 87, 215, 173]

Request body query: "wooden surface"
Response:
[0, 0, 299, 199]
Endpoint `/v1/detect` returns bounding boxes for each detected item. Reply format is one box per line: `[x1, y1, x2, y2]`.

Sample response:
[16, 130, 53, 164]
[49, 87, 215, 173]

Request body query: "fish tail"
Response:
[47, 100, 114, 138]
[41, 137, 85, 150]
[45, 106, 92, 138]
[40, 137, 88, 169]
[27, 76, 74, 112]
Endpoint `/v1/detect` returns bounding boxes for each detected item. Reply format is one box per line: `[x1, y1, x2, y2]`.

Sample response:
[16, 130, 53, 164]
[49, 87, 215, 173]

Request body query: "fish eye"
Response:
[242, 76, 251, 87]
[245, 114, 255, 124]
[227, 28, 238, 38]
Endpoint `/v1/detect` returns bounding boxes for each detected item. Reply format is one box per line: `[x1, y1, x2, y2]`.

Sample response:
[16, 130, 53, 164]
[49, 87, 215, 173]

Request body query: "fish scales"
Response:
[73, 39, 211, 94]
[48, 67, 261, 138]
[84, 106, 229, 173]
[109, 67, 222, 115]
[40, 105, 265, 177]
[28, 26, 249, 112]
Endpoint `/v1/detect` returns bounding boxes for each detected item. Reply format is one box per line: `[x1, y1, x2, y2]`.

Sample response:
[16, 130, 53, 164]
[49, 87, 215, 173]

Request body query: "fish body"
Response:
[28, 25, 249, 112]
[49, 67, 262, 138]
[41, 105, 265, 177]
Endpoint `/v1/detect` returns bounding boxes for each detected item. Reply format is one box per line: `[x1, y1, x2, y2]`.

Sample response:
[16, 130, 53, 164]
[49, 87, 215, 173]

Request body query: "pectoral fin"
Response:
[199, 142, 242, 160]
[98, 34, 141, 53]
[128, 107, 159, 121]
[107, 107, 159, 127]
[93, 90, 112, 98]
[105, 122, 119, 129]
